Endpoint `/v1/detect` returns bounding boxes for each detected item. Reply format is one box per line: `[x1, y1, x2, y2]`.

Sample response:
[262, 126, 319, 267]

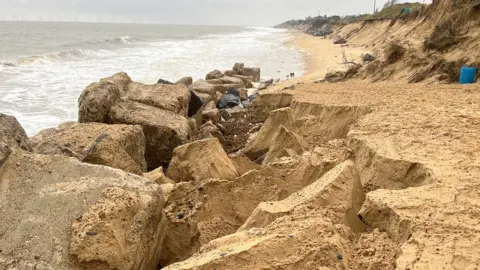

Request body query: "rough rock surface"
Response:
[242, 107, 294, 160]
[176, 76, 193, 86]
[125, 82, 190, 117]
[0, 151, 165, 270]
[31, 122, 147, 173]
[166, 138, 239, 182]
[195, 121, 225, 143]
[232, 63, 244, 74]
[252, 92, 293, 109]
[190, 79, 217, 96]
[108, 100, 191, 170]
[241, 67, 260, 82]
[205, 70, 224, 80]
[143, 167, 175, 185]
[206, 76, 244, 86]
[202, 109, 221, 125]
[78, 80, 121, 123]
[0, 114, 32, 166]
[263, 125, 306, 164]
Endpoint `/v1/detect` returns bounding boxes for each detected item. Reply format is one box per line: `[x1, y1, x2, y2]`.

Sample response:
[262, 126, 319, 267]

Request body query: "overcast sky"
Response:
[0, 0, 431, 25]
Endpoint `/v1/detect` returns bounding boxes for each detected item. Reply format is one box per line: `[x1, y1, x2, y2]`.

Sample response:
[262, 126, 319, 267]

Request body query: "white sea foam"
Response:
[0, 25, 304, 136]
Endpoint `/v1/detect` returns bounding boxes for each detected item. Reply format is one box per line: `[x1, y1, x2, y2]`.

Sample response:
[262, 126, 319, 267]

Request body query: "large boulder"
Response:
[190, 79, 217, 96]
[263, 125, 306, 164]
[31, 122, 147, 173]
[232, 63, 244, 74]
[202, 109, 221, 125]
[78, 80, 121, 123]
[195, 121, 225, 144]
[0, 151, 165, 270]
[232, 74, 254, 88]
[166, 138, 239, 182]
[175, 76, 193, 86]
[207, 76, 244, 86]
[243, 107, 294, 160]
[108, 100, 191, 170]
[241, 67, 261, 82]
[205, 70, 224, 80]
[125, 82, 190, 117]
[0, 114, 32, 166]
[143, 167, 175, 185]
[192, 90, 213, 104]
[99, 72, 132, 95]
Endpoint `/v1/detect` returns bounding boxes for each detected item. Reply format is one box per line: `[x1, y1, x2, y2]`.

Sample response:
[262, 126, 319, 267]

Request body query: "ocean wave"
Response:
[87, 35, 137, 45]
[4, 49, 114, 67]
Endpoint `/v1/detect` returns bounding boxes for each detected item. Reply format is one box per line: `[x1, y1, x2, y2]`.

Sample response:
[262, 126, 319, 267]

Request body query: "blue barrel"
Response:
[459, 66, 478, 84]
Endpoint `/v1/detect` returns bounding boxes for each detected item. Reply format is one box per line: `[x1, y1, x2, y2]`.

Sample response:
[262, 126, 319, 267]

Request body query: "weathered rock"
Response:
[243, 107, 294, 160]
[205, 70, 224, 80]
[166, 138, 239, 182]
[263, 125, 306, 164]
[252, 92, 294, 109]
[192, 90, 213, 104]
[31, 122, 147, 173]
[175, 76, 193, 86]
[108, 100, 191, 170]
[240, 160, 365, 231]
[157, 79, 174, 84]
[229, 155, 261, 175]
[78, 80, 121, 123]
[207, 76, 244, 87]
[190, 79, 216, 96]
[0, 151, 165, 270]
[239, 88, 248, 100]
[195, 121, 225, 144]
[241, 67, 261, 82]
[125, 82, 190, 117]
[232, 74, 254, 87]
[224, 70, 237, 76]
[202, 109, 221, 125]
[0, 114, 31, 166]
[143, 167, 175, 185]
[204, 101, 217, 111]
[99, 72, 132, 95]
[232, 63, 244, 73]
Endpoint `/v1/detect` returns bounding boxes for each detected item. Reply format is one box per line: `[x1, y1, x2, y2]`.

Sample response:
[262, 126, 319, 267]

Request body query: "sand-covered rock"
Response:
[143, 167, 175, 185]
[195, 121, 225, 144]
[243, 107, 294, 160]
[125, 82, 190, 117]
[0, 114, 31, 166]
[263, 125, 306, 164]
[31, 122, 147, 173]
[109, 100, 191, 170]
[176, 76, 193, 86]
[252, 92, 293, 109]
[167, 138, 238, 182]
[240, 160, 365, 231]
[202, 109, 221, 125]
[0, 151, 165, 270]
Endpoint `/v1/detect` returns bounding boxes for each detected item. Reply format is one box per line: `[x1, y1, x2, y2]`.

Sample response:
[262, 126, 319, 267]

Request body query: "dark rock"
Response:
[157, 79, 174, 85]
[188, 90, 204, 117]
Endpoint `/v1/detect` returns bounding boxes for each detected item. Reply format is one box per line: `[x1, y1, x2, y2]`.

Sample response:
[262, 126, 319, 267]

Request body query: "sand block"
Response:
[167, 138, 239, 182]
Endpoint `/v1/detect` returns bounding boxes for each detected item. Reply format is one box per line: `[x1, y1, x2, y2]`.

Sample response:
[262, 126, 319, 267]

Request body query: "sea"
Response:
[0, 21, 304, 136]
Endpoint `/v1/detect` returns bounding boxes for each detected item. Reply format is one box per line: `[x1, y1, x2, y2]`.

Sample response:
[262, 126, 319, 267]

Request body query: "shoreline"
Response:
[270, 30, 367, 90]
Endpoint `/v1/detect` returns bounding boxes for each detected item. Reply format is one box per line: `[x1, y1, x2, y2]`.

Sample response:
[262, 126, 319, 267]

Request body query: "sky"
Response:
[0, 0, 432, 26]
